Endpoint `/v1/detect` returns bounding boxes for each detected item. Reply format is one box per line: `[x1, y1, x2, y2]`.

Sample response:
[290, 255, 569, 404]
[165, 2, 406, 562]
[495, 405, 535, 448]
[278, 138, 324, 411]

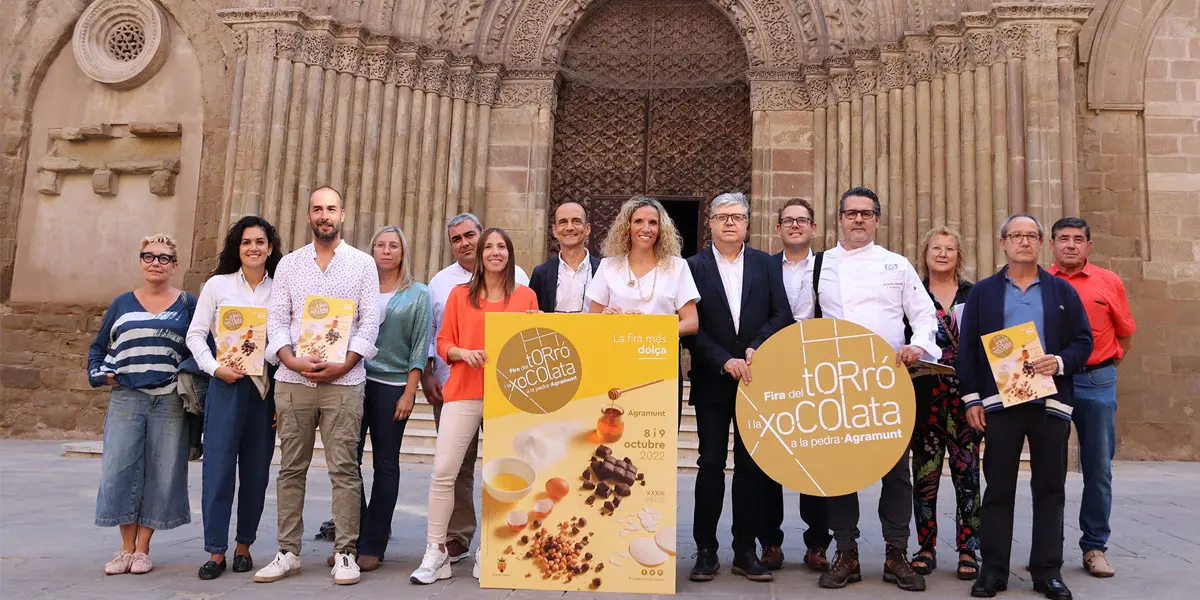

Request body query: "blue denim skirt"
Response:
[94, 386, 192, 530]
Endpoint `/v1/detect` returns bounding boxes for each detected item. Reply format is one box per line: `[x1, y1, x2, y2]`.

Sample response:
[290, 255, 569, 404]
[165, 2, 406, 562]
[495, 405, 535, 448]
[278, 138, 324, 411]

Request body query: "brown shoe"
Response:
[1083, 550, 1115, 578]
[817, 549, 861, 588]
[804, 546, 830, 572]
[883, 545, 926, 592]
[357, 555, 381, 571]
[445, 539, 471, 564]
[761, 545, 785, 570]
[326, 554, 336, 567]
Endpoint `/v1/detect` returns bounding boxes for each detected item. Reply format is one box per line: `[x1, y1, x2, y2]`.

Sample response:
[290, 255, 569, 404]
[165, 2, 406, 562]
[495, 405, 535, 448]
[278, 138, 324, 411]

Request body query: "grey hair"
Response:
[369, 225, 413, 292]
[710, 192, 750, 217]
[998, 212, 1044, 239]
[446, 213, 482, 235]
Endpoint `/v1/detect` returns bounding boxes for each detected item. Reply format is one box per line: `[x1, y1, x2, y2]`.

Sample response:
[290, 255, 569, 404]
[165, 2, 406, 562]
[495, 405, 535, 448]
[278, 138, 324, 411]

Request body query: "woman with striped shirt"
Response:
[87, 234, 196, 576]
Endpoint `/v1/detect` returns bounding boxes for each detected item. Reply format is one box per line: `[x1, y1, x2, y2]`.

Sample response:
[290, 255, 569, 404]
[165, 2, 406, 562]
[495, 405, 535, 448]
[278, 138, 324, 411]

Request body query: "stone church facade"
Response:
[1, 0, 1197, 459]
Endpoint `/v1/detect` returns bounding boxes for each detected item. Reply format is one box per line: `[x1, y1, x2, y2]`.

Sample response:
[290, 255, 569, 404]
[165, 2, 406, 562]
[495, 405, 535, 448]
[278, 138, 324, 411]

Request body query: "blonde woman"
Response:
[356, 226, 431, 570]
[910, 227, 980, 580]
[88, 234, 196, 575]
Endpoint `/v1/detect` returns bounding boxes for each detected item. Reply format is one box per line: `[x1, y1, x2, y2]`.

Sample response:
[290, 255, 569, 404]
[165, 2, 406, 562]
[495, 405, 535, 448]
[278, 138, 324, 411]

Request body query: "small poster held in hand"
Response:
[216, 305, 267, 376]
[982, 321, 1058, 407]
[298, 295, 356, 363]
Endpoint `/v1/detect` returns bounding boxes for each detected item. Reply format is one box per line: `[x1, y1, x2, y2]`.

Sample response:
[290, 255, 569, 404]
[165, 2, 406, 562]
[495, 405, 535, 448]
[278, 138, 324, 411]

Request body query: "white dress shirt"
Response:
[186, 269, 275, 377]
[554, 251, 594, 313]
[713, 245, 745, 334]
[822, 242, 940, 360]
[781, 248, 842, 321]
[427, 261, 530, 385]
[266, 241, 380, 387]
[586, 255, 701, 316]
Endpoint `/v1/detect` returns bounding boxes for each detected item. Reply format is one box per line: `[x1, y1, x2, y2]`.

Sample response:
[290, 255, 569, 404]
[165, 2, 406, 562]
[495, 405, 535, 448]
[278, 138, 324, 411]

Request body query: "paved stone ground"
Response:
[2, 439, 1199, 599]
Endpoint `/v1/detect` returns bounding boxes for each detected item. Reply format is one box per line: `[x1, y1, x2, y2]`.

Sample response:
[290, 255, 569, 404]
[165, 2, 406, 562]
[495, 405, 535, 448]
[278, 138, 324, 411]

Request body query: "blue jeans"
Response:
[201, 377, 275, 554]
[1073, 364, 1118, 553]
[95, 387, 191, 530]
[356, 381, 410, 559]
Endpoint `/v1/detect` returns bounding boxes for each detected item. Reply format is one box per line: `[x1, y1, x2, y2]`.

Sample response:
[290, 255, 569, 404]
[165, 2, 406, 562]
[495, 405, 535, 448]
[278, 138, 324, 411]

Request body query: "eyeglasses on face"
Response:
[840, 209, 877, 221]
[710, 213, 749, 224]
[779, 216, 813, 227]
[140, 252, 177, 265]
[1005, 232, 1042, 243]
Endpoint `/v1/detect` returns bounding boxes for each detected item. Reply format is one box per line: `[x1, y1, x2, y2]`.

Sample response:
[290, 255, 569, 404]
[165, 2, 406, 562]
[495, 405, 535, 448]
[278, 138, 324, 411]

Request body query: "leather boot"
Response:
[883, 544, 927, 592]
[817, 549, 862, 589]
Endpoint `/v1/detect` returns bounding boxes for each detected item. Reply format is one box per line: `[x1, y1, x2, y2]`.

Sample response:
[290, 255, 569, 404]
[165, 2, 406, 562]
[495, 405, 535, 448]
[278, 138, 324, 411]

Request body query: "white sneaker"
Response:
[472, 548, 481, 579]
[330, 552, 360, 585]
[409, 543, 451, 585]
[254, 550, 301, 583]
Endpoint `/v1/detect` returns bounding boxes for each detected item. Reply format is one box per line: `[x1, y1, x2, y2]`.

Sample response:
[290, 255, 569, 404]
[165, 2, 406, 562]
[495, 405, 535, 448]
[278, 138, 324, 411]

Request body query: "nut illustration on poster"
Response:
[736, 318, 916, 497]
[482, 314, 678, 595]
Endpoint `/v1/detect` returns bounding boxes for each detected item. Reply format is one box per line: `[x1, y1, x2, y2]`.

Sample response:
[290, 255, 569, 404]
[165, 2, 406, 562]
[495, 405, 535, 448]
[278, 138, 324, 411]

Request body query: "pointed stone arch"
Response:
[1086, 0, 1178, 110]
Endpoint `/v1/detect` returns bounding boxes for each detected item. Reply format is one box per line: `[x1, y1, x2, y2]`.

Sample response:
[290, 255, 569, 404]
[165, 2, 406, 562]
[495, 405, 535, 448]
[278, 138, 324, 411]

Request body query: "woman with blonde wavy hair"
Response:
[909, 226, 981, 580]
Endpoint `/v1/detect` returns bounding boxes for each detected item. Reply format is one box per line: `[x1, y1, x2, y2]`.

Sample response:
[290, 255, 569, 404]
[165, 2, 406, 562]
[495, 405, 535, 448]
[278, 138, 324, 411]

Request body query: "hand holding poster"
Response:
[482, 313, 677, 595]
[982, 321, 1058, 407]
[736, 318, 916, 497]
[215, 305, 267, 376]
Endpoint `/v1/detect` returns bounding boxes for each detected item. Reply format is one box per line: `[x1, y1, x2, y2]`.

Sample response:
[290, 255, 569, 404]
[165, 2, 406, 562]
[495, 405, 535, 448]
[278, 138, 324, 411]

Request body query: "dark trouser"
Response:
[201, 377, 275, 555]
[827, 451, 913, 553]
[979, 403, 1069, 582]
[692, 399, 766, 553]
[760, 482, 831, 550]
[356, 381, 411, 559]
[911, 377, 982, 556]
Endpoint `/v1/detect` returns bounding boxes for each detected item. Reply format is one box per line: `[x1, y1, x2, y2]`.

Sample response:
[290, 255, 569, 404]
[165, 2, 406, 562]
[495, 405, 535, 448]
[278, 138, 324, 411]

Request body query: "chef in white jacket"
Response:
[813, 187, 939, 593]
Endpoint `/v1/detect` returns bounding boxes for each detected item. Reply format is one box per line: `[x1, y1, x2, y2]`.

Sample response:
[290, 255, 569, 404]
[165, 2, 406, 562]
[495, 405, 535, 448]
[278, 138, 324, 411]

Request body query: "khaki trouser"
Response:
[275, 381, 364, 555]
[427, 398, 483, 545]
[429, 393, 479, 548]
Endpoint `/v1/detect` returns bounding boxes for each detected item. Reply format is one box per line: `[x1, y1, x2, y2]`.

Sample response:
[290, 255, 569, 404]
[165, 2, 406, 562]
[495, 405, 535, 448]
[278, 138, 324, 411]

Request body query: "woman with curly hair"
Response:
[186, 216, 283, 580]
[587, 196, 700, 422]
[908, 226, 981, 581]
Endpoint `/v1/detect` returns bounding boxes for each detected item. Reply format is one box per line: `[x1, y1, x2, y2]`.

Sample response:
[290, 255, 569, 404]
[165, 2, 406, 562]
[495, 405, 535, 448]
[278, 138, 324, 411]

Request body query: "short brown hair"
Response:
[777, 198, 815, 223]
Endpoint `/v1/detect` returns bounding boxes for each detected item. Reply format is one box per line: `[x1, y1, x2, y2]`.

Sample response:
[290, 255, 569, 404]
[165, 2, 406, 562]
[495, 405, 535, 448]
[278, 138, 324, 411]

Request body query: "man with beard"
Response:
[257, 186, 379, 586]
[815, 187, 939, 593]
[529, 202, 600, 313]
[419, 213, 528, 577]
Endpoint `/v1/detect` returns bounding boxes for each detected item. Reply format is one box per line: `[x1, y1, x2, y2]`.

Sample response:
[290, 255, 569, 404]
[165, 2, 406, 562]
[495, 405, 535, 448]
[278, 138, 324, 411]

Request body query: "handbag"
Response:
[178, 292, 211, 460]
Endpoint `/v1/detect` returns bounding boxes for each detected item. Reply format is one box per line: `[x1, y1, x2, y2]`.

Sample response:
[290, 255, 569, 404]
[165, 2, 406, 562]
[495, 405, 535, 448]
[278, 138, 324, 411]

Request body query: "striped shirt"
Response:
[88, 291, 196, 395]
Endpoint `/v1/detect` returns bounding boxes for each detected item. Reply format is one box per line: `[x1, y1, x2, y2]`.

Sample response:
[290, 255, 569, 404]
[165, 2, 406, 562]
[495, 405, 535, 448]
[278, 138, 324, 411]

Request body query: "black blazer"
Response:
[684, 246, 794, 406]
[528, 253, 602, 313]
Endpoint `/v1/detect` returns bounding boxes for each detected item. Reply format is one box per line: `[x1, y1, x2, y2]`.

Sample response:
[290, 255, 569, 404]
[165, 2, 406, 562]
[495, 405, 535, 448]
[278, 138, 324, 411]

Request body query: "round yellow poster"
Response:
[736, 318, 916, 497]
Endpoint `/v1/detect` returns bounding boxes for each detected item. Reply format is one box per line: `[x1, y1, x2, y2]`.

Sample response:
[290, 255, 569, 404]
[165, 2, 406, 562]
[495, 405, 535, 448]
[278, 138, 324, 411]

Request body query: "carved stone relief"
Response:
[37, 122, 183, 197]
[73, 0, 171, 90]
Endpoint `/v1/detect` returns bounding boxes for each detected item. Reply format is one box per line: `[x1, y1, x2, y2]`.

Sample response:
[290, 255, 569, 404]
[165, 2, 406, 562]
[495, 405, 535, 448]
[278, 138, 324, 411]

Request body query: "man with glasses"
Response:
[757, 198, 837, 573]
[683, 192, 792, 583]
[1048, 217, 1135, 579]
[529, 201, 600, 313]
[959, 213, 1093, 600]
[420, 213, 529, 577]
[815, 187, 938, 592]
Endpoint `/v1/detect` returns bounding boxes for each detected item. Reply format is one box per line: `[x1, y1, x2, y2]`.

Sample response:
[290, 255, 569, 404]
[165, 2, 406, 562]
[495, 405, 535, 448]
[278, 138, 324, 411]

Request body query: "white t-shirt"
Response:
[586, 255, 700, 316]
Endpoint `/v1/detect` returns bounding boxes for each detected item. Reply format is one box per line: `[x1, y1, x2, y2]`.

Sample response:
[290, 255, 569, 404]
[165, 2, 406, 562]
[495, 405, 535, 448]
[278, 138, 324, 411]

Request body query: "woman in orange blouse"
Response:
[410, 228, 538, 585]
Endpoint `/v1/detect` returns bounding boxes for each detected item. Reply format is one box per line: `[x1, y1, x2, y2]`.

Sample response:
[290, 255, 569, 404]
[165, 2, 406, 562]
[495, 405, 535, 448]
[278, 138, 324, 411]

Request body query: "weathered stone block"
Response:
[0, 366, 42, 389]
[129, 122, 182, 137]
[77, 124, 113, 139]
[149, 169, 176, 196]
[91, 169, 117, 196]
[36, 170, 60, 195]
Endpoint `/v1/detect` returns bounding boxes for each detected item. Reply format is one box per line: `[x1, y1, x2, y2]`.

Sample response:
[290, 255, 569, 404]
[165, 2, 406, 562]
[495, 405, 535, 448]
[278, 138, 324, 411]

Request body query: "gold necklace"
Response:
[626, 258, 657, 301]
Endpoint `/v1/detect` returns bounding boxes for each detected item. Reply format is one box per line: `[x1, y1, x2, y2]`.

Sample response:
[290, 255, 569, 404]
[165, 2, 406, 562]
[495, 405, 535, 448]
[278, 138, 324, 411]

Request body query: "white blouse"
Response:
[586, 255, 700, 316]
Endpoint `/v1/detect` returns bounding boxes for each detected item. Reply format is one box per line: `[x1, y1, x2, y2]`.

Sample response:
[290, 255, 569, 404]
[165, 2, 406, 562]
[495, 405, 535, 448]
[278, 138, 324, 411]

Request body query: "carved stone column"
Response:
[905, 35, 934, 262]
[881, 46, 906, 254]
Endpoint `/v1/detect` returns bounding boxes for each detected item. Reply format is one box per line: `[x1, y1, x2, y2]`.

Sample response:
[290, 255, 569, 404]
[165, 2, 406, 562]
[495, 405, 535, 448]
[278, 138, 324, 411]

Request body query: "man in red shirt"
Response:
[1049, 217, 1136, 580]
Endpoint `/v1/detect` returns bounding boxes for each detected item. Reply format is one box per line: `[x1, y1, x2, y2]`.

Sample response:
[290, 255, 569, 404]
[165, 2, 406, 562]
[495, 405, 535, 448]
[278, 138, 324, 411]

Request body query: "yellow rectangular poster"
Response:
[215, 305, 267, 376]
[297, 295, 356, 363]
[982, 320, 1058, 407]
[481, 313, 678, 595]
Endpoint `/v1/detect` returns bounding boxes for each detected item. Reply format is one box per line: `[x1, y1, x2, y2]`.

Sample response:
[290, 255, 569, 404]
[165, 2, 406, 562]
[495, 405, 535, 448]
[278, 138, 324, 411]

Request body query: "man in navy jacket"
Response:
[684, 193, 793, 583]
[528, 201, 601, 313]
[957, 213, 1093, 600]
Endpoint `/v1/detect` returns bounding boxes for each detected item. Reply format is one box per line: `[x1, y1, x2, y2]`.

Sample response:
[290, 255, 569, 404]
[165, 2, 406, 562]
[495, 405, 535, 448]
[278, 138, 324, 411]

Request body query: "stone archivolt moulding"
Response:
[36, 122, 182, 197]
[72, 0, 171, 90]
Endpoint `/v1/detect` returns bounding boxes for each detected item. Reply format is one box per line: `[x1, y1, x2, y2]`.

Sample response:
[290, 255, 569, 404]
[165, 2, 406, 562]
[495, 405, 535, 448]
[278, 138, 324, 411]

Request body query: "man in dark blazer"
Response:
[958, 213, 1093, 600]
[684, 192, 793, 583]
[528, 201, 601, 313]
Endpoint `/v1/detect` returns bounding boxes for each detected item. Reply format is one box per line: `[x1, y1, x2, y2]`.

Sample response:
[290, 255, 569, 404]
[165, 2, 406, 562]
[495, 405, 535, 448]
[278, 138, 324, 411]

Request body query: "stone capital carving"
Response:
[934, 39, 964, 74]
[804, 74, 830, 106]
[998, 23, 1033, 60]
[749, 80, 811, 111]
[274, 29, 303, 61]
[495, 78, 559, 109]
[964, 30, 998, 67]
[389, 54, 420, 86]
[301, 33, 333, 66]
[854, 61, 879, 96]
[331, 43, 363, 73]
[830, 67, 855, 102]
[363, 49, 391, 81]
[1056, 25, 1080, 60]
[880, 50, 906, 90]
[903, 35, 934, 83]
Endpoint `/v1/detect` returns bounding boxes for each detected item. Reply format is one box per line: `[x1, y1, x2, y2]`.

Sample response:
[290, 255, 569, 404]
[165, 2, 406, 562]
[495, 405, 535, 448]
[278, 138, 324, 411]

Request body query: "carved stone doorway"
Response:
[546, 0, 752, 260]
